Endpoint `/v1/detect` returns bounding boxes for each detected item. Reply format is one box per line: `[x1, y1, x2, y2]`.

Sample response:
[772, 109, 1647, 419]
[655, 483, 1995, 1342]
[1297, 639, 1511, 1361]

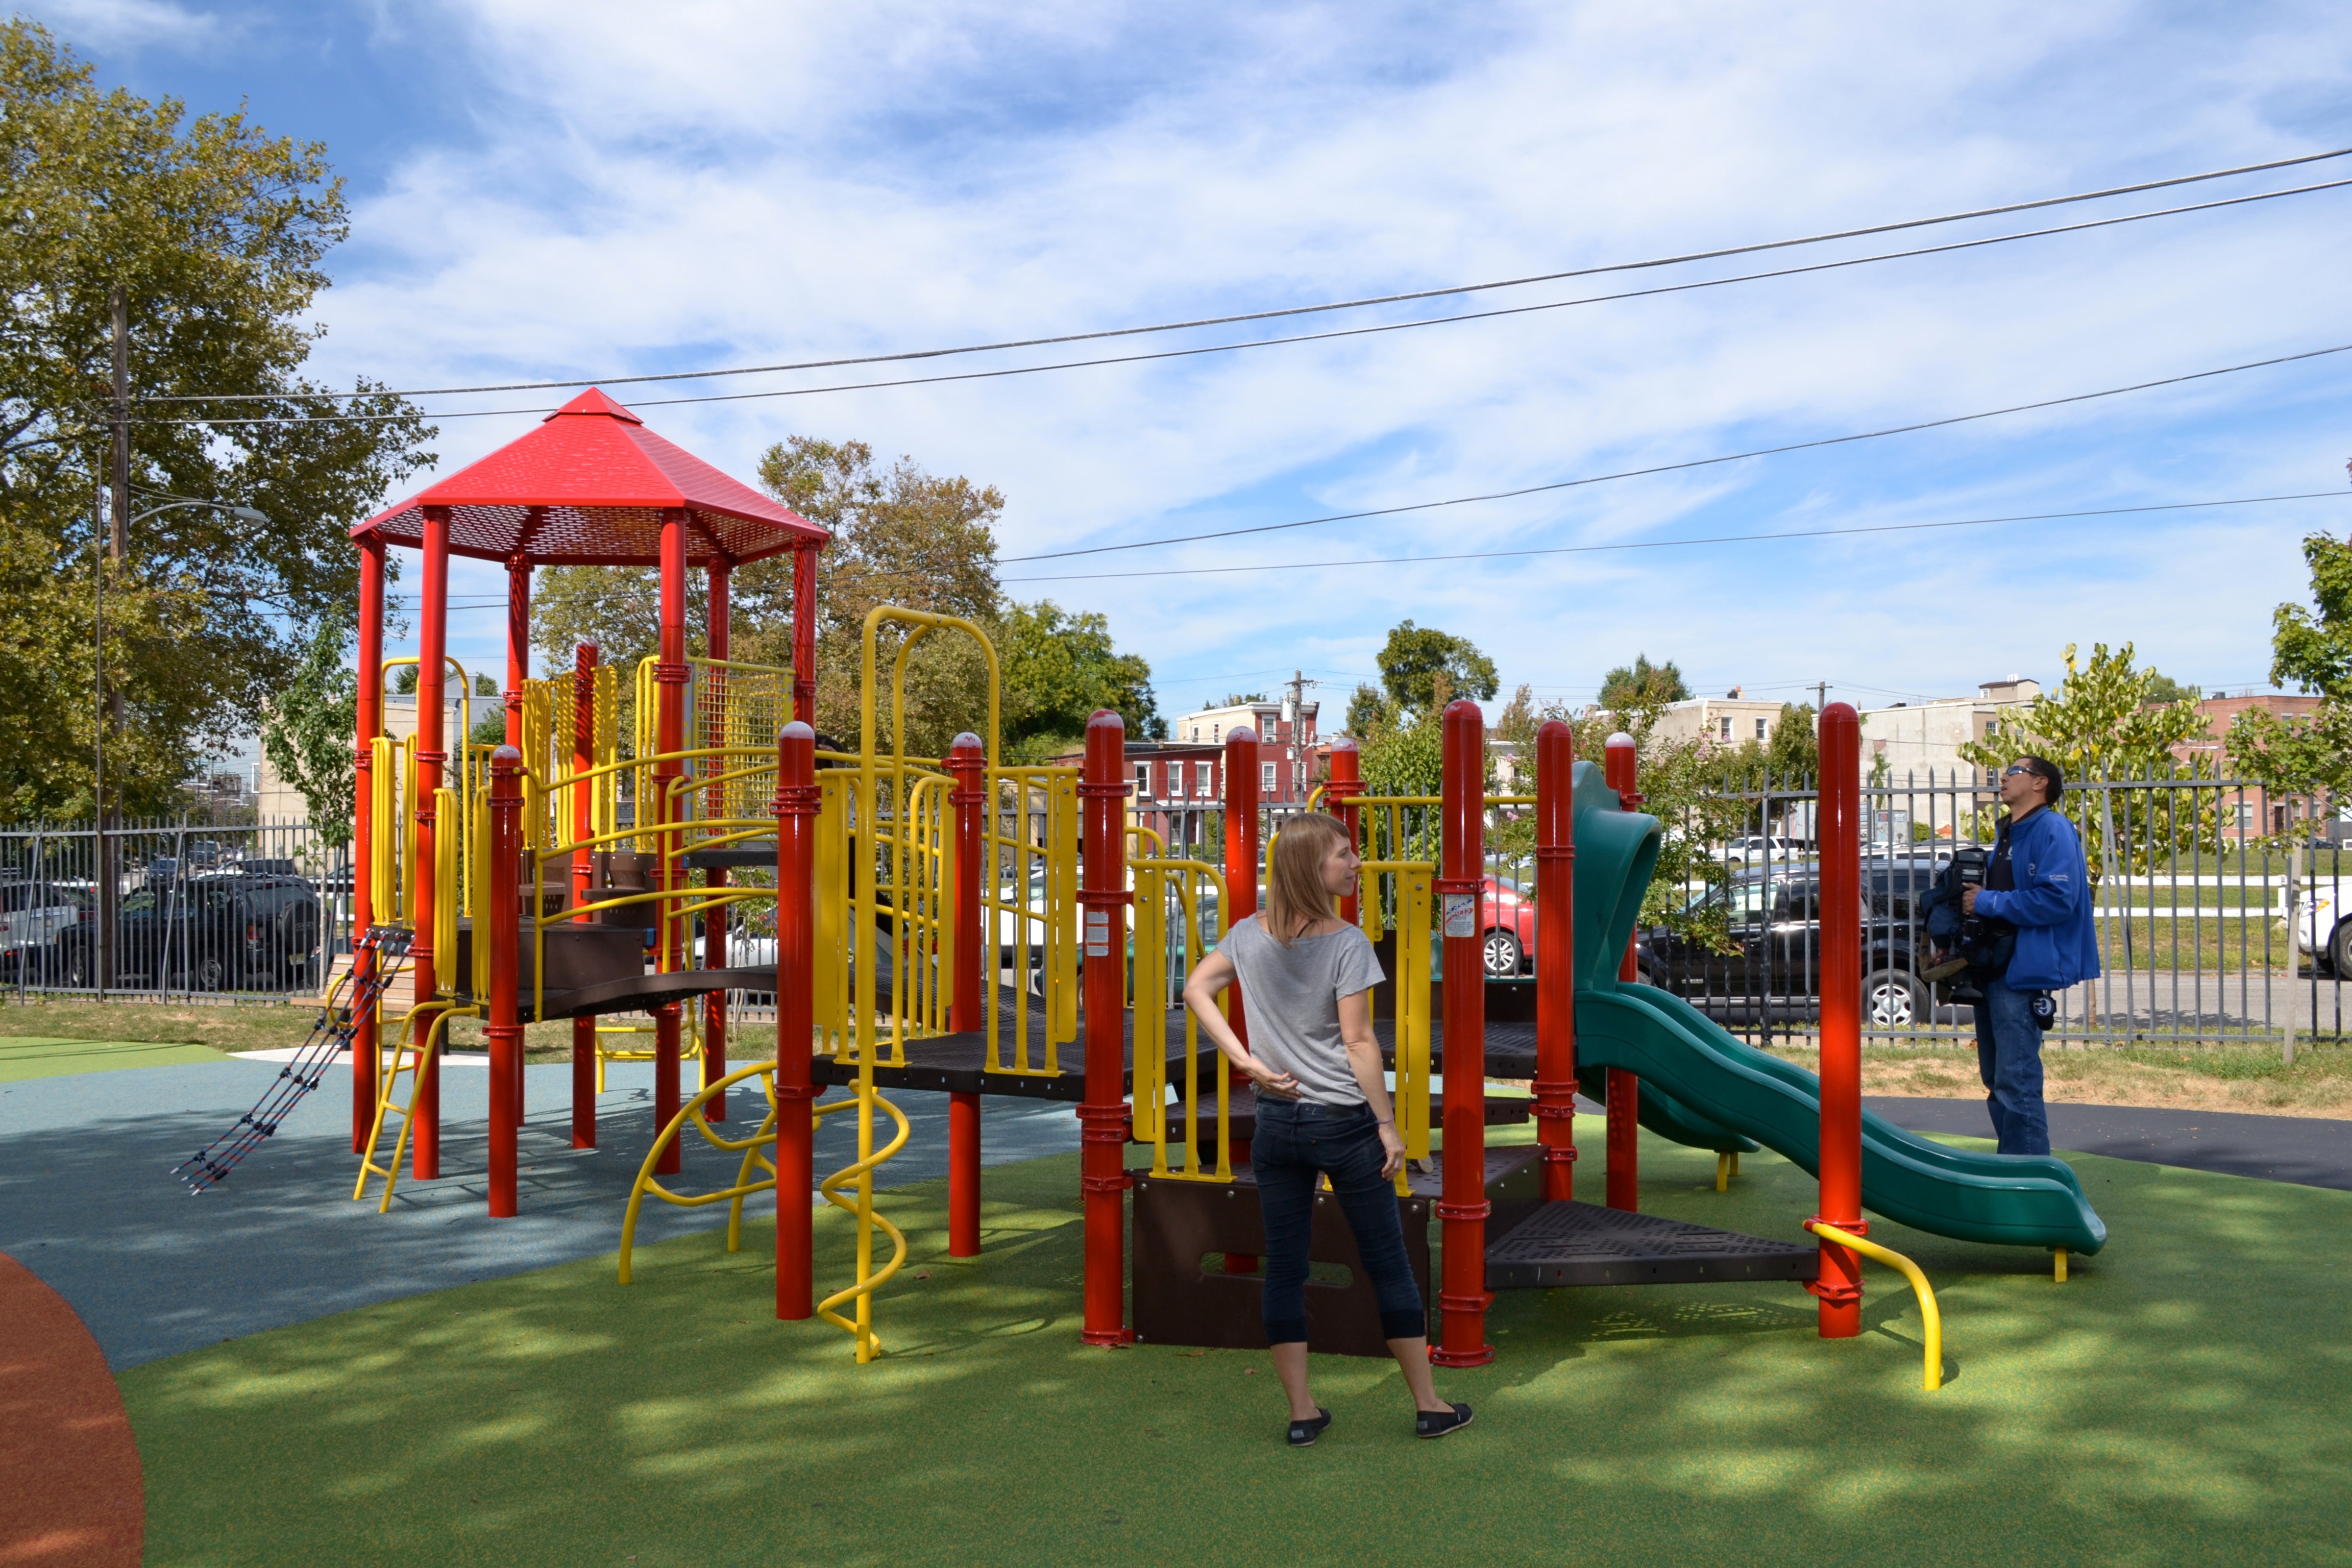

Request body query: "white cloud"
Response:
[292, 0, 2352, 708]
[19, 0, 225, 52]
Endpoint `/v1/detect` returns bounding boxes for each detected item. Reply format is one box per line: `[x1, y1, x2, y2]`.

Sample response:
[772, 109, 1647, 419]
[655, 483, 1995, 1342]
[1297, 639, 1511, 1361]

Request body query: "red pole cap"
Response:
[491, 745, 522, 776]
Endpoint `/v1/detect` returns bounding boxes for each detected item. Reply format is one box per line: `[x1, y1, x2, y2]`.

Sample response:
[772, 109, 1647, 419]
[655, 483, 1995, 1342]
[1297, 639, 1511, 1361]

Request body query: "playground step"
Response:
[1175, 1086, 1529, 1149]
[1483, 1200, 1819, 1290]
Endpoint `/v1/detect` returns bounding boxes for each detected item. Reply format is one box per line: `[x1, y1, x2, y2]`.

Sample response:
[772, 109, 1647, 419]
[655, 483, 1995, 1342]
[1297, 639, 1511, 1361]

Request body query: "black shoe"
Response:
[1415, 1402, 1474, 1439]
[1287, 1409, 1332, 1447]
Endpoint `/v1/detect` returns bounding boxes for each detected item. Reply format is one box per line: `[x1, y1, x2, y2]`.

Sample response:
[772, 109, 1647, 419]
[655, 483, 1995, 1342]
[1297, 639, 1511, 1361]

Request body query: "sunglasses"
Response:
[2002, 765, 2038, 779]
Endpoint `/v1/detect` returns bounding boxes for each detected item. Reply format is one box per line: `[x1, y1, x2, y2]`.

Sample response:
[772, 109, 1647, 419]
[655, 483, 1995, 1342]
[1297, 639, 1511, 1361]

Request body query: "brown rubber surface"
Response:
[0, 1250, 142, 1568]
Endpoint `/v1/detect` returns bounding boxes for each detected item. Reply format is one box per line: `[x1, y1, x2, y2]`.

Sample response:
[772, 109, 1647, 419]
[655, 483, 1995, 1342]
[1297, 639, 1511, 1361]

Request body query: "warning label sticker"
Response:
[1085, 909, 1112, 958]
[1441, 892, 1477, 938]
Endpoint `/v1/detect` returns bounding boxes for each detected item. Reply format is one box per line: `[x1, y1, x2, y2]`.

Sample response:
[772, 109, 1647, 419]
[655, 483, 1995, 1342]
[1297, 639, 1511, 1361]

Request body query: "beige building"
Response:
[253, 682, 471, 825]
[1857, 677, 2042, 785]
[1645, 687, 1798, 749]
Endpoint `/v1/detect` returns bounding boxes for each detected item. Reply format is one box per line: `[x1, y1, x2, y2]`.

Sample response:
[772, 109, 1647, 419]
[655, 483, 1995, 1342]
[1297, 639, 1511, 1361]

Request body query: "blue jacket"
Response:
[1974, 807, 2101, 989]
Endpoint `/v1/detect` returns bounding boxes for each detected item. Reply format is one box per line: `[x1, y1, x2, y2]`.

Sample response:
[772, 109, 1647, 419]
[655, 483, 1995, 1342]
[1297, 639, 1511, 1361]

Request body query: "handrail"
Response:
[1805, 1220, 1945, 1390]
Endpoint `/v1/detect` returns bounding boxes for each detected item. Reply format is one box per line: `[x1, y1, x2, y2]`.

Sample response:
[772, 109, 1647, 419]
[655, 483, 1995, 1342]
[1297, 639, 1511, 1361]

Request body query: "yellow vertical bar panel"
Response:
[1131, 860, 1162, 1150]
[434, 787, 461, 999]
[1402, 869, 1432, 1161]
[401, 741, 420, 928]
[1050, 772, 1079, 1060]
[471, 785, 491, 1001]
[937, 776, 958, 1043]
[815, 773, 847, 1058]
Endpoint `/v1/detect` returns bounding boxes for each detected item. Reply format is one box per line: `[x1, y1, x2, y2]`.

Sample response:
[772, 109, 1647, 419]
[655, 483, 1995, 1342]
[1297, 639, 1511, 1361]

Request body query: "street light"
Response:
[91, 489, 273, 996]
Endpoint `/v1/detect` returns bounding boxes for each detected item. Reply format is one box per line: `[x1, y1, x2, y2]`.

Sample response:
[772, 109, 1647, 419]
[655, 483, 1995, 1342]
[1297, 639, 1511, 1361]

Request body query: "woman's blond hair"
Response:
[1264, 812, 1353, 945]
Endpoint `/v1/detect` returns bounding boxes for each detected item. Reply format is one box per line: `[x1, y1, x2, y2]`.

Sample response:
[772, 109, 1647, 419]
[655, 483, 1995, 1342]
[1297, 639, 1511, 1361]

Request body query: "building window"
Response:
[1720, 717, 1732, 742]
[1196, 762, 1214, 797]
[1135, 763, 1151, 798]
[1261, 762, 1278, 795]
[1755, 718, 1768, 739]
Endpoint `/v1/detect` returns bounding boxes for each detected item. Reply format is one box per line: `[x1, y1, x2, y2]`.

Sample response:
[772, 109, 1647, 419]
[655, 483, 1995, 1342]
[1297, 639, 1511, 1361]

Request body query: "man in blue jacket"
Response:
[1961, 755, 2100, 1155]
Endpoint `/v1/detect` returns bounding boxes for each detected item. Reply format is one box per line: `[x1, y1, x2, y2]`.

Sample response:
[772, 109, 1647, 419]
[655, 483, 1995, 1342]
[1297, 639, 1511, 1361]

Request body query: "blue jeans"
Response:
[1972, 975, 2050, 1156]
[1251, 1098, 1426, 1346]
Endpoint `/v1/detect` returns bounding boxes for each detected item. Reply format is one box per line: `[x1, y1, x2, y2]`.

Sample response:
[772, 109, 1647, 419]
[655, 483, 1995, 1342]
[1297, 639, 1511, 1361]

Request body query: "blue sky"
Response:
[24, 0, 2352, 719]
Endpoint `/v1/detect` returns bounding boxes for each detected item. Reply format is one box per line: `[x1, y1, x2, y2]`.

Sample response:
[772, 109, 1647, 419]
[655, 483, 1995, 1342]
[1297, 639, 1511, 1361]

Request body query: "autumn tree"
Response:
[0, 20, 433, 818]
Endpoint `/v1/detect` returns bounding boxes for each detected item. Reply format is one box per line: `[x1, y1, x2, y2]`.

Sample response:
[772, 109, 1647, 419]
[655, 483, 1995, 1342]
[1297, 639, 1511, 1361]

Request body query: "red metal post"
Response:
[1433, 699, 1493, 1367]
[486, 747, 523, 1217]
[790, 540, 819, 727]
[503, 553, 530, 749]
[570, 642, 598, 1150]
[703, 559, 730, 1122]
[1220, 723, 1261, 1273]
[352, 533, 384, 1152]
[946, 731, 987, 1258]
[1603, 732, 1640, 1211]
[1324, 737, 1363, 925]
[1533, 720, 1578, 1203]
[1078, 710, 1135, 1345]
[651, 508, 688, 1176]
[1811, 702, 1865, 1338]
[773, 722, 819, 1319]
[411, 505, 450, 1180]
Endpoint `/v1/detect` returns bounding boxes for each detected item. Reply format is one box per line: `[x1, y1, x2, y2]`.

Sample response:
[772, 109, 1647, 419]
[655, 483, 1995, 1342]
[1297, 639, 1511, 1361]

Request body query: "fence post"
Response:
[1078, 710, 1136, 1345]
[1603, 732, 1641, 1212]
[946, 731, 988, 1258]
[772, 722, 819, 1319]
[2285, 844, 2301, 1066]
[1810, 702, 1864, 1338]
[1533, 719, 1577, 1203]
[1434, 698, 1493, 1366]
[486, 747, 523, 1218]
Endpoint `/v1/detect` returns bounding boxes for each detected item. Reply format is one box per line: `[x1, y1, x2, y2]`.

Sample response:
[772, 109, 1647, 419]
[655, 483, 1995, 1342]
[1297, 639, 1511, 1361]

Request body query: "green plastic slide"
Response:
[1556, 755, 2108, 1255]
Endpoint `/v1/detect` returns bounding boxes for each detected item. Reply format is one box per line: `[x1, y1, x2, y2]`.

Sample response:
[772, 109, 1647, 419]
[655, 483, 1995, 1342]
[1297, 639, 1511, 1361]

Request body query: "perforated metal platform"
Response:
[1484, 1200, 1818, 1289]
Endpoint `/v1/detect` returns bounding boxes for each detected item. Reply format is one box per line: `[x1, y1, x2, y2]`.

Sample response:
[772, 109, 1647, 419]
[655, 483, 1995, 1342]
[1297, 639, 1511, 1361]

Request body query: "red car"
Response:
[1481, 875, 1535, 977]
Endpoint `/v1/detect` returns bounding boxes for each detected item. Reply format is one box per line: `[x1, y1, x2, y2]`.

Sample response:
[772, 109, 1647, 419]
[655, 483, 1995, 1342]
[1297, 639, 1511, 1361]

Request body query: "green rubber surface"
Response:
[117, 1128, 2349, 1567]
[0, 1036, 229, 1083]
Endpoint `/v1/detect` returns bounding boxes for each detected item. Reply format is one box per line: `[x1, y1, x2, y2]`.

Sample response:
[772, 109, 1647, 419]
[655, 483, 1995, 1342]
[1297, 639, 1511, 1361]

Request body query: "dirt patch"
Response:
[0, 1250, 142, 1567]
[1766, 1043, 2352, 1119]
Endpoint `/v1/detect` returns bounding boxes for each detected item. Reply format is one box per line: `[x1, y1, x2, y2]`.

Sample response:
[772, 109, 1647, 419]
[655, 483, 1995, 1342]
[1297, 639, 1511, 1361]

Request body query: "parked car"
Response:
[58, 869, 322, 991]
[1634, 860, 1948, 1027]
[1720, 834, 1803, 866]
[0, 881, 87, 977]
[2294, 881, 2352, 974]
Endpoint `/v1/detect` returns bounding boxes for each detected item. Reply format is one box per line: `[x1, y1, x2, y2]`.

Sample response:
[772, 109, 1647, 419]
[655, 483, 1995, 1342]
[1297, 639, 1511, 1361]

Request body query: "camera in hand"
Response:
[1920, 846, 2014, 1003]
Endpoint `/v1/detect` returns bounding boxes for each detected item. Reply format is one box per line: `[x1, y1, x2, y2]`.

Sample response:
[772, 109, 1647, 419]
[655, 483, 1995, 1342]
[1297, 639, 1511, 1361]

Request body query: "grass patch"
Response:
[119, 1132, 2352, 1567]
[1763, 1041, 2352, 1117]
[0, 996, 604, 1065]
[0, 1035, 229, 1082]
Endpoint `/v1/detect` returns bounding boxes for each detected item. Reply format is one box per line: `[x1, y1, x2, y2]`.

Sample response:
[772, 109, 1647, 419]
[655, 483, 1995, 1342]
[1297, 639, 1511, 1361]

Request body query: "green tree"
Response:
[2232, 530, 2352, 797]
[1344, 681, 1393, 739]
[1375, 620, 1497, 716]
[1958, 642, 2218, 874]
[2144, 672, 2202, 705]
[0, 21, 433, 819]
[1598, 653, 1690, 709]
[998, 599, 1161, 762]
[258, 621, 357, 844]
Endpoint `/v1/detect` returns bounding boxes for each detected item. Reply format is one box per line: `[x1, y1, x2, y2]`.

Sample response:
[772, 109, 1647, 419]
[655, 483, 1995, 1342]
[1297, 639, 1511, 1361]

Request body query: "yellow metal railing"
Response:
[1130, 854, 1230, 1181]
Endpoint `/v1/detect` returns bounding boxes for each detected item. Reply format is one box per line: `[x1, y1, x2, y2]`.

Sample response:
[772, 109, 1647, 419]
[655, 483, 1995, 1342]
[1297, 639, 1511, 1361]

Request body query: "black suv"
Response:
[1635, 859, 1951, 1028]
[58, 867, 323, 992]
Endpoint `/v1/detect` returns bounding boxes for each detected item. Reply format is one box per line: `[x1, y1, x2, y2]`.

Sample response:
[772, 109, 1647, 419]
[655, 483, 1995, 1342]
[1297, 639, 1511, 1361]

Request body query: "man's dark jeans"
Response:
[1251, 1098, 1426, 1346]
[1972, 975, 2051, 1156]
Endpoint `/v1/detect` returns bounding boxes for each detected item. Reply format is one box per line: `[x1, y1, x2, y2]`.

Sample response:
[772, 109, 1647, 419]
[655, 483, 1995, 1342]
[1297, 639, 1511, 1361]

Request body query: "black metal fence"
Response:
[0, 818, 349, 1004]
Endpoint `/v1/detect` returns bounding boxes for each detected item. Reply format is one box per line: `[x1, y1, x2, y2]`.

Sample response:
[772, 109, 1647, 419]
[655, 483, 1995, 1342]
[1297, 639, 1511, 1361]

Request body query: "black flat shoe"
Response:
[1287, 1409, 1332, 1447]
[1415, 1402, 1474, 1439]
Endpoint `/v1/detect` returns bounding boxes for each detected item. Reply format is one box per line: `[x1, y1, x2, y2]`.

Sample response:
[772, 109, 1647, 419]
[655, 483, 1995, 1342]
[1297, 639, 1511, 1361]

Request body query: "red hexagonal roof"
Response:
[355, 387, 828, 567]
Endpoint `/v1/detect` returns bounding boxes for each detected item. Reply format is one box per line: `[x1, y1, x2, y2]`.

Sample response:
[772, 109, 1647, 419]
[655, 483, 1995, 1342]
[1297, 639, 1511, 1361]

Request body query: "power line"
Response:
[133, 148, 2352, 412]
[999, 341, 2352, 563]
[997, 490, 2352, 583]
[130, 175, 2352, 432]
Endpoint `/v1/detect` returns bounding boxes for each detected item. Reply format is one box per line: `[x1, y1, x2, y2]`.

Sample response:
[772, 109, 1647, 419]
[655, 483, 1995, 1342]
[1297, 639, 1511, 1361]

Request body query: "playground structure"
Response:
[274, 383, 2105, 1376]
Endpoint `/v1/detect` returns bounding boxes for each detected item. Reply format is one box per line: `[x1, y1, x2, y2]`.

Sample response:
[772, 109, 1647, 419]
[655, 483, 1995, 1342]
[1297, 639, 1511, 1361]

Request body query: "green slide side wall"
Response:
[1556, 760, 2109, 1255]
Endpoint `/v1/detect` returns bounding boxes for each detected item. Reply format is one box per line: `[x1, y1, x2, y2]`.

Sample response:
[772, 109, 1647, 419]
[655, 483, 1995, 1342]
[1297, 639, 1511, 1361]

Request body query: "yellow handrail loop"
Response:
[1805, 1220, 1946, 1390]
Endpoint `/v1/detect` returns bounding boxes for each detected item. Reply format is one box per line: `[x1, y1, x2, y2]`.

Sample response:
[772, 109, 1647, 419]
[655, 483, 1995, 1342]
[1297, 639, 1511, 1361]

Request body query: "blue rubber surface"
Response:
[0, 1057, 1078, 1369]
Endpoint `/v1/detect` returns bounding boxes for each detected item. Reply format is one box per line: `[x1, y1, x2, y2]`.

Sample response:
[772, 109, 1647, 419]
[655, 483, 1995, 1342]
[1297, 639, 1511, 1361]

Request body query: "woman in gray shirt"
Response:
[1183, 811, 1471, 1446]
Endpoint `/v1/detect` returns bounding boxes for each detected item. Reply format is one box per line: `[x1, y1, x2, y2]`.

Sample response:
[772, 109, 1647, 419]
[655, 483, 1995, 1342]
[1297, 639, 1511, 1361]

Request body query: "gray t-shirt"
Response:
[1219, 915, 1388, 1106]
